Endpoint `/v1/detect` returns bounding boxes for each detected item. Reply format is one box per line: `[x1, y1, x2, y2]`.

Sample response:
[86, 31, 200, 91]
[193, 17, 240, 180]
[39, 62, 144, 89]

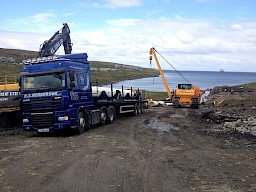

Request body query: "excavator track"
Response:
[172, 98, 180, 108]
[191, 98, 199, 109]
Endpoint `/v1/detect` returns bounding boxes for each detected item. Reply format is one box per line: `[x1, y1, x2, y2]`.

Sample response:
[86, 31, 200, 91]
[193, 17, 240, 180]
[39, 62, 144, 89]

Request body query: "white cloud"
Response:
[1, 12, 60, 34]
[29, 12, 55, 23]
[176, 30, 194, 43]
[91, 0, 142, 8]
[0, 12, 77, 35]
[175, 15, 184, 20]
[230, 24, 242, 30]
[0, 31, 48, 51]
[105, 19, 140, 27]
[0, 16, 256, 72]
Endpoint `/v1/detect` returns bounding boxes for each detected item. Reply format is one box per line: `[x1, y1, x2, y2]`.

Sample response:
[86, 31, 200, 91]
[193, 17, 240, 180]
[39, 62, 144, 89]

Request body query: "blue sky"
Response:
[0, 0, 256, 72]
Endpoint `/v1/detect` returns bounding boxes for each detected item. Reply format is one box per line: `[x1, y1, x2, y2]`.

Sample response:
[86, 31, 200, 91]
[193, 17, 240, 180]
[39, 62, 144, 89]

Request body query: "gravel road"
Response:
[0, 107, 255, 192]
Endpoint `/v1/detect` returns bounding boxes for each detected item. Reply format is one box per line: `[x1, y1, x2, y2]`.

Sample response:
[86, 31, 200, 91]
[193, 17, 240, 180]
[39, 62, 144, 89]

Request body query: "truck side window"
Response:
[69, 72, 78, 87]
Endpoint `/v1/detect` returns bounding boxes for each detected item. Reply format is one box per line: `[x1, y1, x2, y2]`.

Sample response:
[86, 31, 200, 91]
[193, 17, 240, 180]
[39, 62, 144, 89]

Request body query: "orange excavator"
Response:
[149, 47, 201, 108]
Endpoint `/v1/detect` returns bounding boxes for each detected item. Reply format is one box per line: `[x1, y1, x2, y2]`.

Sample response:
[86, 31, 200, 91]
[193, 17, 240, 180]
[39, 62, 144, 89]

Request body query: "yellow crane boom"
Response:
[149, 47, 172, 99]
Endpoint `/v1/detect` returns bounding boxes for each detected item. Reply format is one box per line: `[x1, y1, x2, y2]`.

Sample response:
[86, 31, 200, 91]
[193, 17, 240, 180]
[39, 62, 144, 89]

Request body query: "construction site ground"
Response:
[0, 90, 255, 192]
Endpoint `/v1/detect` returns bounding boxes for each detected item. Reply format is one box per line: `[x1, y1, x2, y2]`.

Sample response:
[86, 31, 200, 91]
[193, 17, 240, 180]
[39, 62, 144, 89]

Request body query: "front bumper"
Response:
[22, 110, 76, 132]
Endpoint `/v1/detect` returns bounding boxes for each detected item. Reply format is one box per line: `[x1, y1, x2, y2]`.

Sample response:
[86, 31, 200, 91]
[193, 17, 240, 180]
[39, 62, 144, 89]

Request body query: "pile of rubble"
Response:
[224, 116, 256, 136]
[200, 85, 256, 137]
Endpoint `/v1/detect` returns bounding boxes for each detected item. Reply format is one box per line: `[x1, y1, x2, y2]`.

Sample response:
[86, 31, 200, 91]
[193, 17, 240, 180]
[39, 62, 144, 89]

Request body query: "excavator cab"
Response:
[173, 84, 201, 109]
[178, 84, 192, 90]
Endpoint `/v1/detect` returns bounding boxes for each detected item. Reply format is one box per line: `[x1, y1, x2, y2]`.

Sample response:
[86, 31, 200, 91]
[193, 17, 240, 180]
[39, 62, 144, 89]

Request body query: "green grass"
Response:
[89, 61, 117, 68]
[144, 91, 168, 101]
[222, 99, 256, 107]
[0, 64, 22, 84]
[0, 48, 38, 64]
[0, 64, 22, 76]
[240, 82, 256, 89]
[91, 69, 157, 85]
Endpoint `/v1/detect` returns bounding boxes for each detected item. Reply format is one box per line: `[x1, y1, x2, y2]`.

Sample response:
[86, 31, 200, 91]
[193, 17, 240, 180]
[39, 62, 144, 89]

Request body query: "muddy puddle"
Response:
[145, 117, 180, 132]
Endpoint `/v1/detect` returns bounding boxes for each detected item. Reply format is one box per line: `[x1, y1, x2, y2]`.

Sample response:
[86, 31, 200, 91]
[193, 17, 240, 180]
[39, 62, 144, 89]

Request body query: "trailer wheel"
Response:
[140, 102, 145, 114]
[137, 103, 142, 115]
[100, 107, 107, 125]
[76, 112, 86, 134]
[133, 103, 138, 116]
[107, 106, 116, 124]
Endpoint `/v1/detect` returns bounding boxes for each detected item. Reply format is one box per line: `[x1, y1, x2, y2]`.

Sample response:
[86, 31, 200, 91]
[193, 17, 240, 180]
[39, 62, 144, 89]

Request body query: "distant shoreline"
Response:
[105, 71, 256, 91]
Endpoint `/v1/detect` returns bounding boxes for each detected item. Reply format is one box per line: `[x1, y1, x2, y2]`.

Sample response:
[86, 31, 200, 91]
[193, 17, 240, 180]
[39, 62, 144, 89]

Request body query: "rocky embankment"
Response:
[200, 85, 256, 137]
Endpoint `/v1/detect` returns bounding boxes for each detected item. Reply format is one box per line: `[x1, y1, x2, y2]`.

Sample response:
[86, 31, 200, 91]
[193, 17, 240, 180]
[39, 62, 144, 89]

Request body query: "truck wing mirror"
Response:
[69, 72, 75, 82]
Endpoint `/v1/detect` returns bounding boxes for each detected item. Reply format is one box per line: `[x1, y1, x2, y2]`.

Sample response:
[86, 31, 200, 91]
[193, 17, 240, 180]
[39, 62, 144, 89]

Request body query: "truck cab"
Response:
[20, 53, 93, 133]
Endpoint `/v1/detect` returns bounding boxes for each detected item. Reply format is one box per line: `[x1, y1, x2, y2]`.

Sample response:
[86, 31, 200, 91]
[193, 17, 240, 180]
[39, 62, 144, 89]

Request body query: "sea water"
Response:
[106, 71, 256, 91]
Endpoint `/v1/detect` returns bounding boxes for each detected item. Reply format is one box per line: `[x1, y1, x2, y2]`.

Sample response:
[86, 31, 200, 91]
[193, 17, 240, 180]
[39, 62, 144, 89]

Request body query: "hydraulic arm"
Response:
[38, 23, 72, 57]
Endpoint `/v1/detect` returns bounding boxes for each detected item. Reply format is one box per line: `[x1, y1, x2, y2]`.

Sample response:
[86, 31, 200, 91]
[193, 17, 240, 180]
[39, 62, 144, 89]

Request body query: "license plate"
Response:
[38, 128, 49, 133]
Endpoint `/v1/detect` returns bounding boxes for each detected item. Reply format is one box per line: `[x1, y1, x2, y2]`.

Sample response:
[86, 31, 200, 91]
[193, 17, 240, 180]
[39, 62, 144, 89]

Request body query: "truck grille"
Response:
[31, 112, 54, 128]
[23, 97, 61, 113]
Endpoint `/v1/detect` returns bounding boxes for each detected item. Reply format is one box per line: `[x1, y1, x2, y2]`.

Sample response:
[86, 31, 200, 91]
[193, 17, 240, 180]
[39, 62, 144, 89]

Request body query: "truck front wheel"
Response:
[76, 112, 86, 134]
[100, 107, 107, 125]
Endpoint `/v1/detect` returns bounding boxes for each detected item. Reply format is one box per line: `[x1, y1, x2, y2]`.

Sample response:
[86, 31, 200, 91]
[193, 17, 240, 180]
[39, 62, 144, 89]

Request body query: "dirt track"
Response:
[0, 106, 255, 192]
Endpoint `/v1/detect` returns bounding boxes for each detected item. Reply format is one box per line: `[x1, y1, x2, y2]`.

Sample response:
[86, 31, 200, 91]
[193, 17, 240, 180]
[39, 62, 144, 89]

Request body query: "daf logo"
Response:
[70, 92, 79, 100]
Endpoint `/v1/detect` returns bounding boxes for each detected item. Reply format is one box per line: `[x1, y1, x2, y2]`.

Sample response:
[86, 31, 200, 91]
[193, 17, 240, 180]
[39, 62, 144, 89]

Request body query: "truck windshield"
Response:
[21, 72, 65, 93]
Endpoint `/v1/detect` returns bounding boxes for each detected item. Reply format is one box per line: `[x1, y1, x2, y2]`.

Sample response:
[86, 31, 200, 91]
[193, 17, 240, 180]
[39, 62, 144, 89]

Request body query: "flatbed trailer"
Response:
[20, 53, 146, 134]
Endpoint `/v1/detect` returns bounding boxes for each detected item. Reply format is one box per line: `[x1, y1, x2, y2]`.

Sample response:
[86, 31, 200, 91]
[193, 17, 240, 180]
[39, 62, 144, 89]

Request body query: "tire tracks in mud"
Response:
[0, 107, 256, 192]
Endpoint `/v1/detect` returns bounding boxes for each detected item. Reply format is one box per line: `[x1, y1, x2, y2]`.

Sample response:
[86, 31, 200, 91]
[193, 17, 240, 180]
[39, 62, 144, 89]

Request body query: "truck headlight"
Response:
[23, 119, 29, 123]
[58, 116, 69, 121]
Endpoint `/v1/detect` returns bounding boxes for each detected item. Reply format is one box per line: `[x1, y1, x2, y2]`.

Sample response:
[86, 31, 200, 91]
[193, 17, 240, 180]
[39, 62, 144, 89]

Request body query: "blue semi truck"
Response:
[20, 53, 145, 134]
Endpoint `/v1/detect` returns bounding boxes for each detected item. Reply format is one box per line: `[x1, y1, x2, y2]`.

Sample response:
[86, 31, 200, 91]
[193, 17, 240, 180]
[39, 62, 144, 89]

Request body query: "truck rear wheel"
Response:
[100, 107, 107, 125]
[107, 106, 116, 124]
[141, 102, 145, 114]
[133, 103, 139, 116]
[138, 103, 142, 115]
[76, 112, 86, 134]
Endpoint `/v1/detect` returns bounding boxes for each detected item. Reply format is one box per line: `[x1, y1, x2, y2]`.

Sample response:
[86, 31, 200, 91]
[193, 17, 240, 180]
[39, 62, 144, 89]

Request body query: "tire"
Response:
[107, 106, 116, 124]
[137, 103, 141, 115]
[141, 102, 145, 114]
[100, 107, 107, 125]
[76, 112, 86, 134]
[172, 98, 180, 108]
[133, 103, 138, 116]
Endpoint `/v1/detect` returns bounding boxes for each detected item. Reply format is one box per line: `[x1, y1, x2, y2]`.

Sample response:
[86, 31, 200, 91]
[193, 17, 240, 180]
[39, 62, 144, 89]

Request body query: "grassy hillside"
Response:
[90, 69, 157, 85]
[240, 82, 256, 89]
[0, 48, 158, 85]
[0, 48, 38, 64]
